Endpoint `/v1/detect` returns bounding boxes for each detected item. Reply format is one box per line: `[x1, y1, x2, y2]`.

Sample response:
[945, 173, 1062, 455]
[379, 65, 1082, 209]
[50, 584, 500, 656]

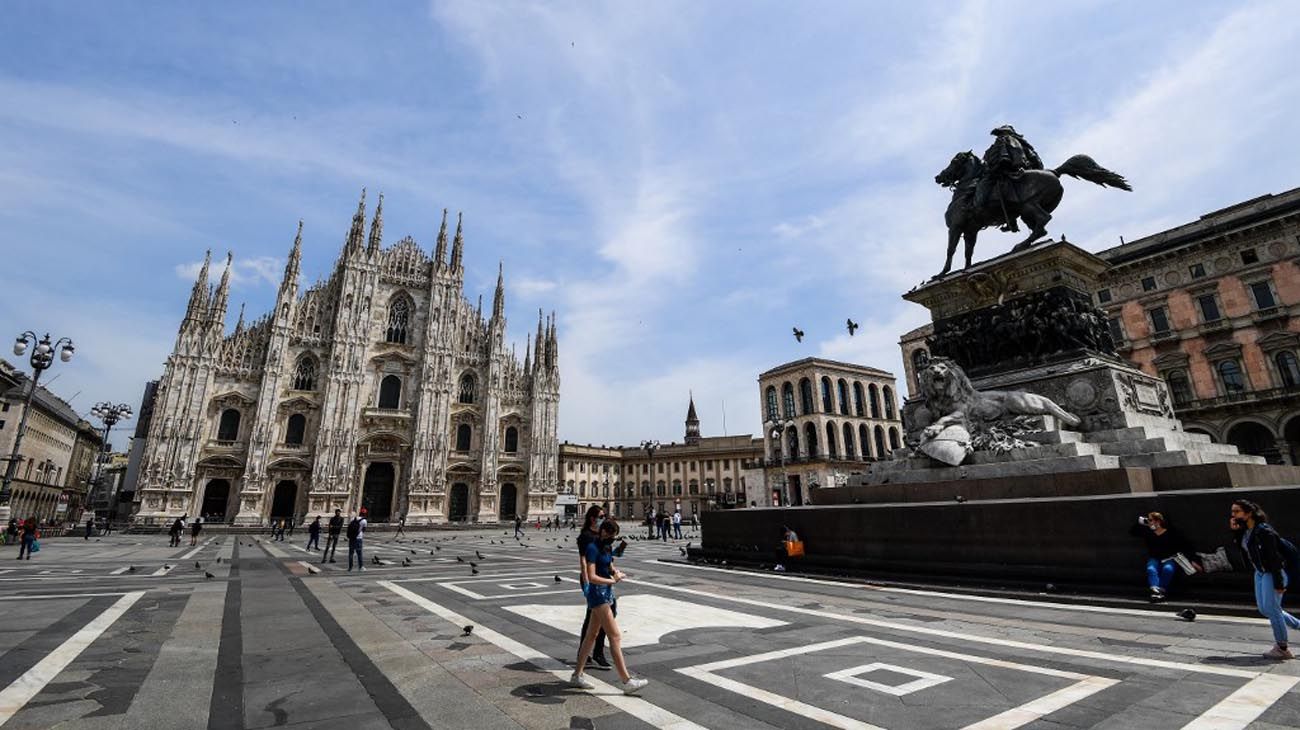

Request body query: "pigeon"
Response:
[679, 547, 686, 556]
[792, 327, 804, 343]
[456, 556, 464, 562]
[372, 555, 381, 565]
[435, 546, 441, 551]
[402, 558, 412, 567]
[195, 562, 201, 569]
[216, 557, 222, 564]
[410, 550, 416, 555]
[430, 551, 437, 555]
[471, 567, 479, 575]
[205, 571, 214, 579]
[307, 565, 320, 575]
[127, 565, 136, 573]
[476, 551, 484, 560]
[469, 562, 478, 569]
[462, 625, 474, 636]
[554, 575, 562, 583]
[1178, 608, 1197, 622]
[164, 564, 171, 570]
[846, 318, 859, 336]
[557, 546, 564, 551]
[955, 495, 967, 503]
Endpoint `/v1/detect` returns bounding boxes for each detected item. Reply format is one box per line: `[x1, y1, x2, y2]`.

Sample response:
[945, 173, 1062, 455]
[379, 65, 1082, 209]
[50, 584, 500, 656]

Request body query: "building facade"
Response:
[898, 187, 1300, 465]
[559, 397, 762, 522]
[1095, 188, 1300, 463]
[135, 192, 560, 526]
[0, 359, 100, 525]
[757, 358, 903, 505]
[118, 379, 159, 522]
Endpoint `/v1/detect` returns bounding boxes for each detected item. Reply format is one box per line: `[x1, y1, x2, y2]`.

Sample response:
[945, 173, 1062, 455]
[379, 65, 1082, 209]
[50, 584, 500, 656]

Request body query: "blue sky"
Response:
[2, 1, 1297, 449]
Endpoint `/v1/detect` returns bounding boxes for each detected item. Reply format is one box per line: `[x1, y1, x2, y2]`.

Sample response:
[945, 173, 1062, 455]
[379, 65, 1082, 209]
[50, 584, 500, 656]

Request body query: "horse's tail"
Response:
[1053, 154, 1132, 191]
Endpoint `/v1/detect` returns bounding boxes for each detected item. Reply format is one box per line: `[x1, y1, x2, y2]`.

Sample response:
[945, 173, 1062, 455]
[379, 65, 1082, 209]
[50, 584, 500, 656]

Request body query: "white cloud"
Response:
[174, 255, 283, 289]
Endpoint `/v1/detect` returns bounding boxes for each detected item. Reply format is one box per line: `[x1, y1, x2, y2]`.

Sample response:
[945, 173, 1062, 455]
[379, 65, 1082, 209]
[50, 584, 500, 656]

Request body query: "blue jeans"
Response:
[1254, 571, 1300, 645]
[1146, 558, 1176, 590]
[347, 538, 364, 570]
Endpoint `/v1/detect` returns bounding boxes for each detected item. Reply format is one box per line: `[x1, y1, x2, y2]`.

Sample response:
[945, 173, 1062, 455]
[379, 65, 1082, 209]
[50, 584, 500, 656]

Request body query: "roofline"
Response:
[758, 356, 895, 380]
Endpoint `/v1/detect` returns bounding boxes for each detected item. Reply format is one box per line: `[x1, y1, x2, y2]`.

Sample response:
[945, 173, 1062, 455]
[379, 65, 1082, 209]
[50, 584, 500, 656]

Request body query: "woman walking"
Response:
[575, 505, 612, 670]
[569, 517, 647, 694]
[1230, 499, 1300, 659]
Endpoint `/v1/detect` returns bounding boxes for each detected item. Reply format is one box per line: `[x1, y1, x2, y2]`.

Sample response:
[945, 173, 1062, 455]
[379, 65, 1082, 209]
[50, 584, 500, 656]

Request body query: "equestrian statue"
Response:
[933, 125, 1131, 278]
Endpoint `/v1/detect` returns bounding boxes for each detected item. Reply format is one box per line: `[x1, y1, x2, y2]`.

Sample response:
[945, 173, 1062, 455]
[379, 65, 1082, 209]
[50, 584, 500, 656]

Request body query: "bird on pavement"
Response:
[1178, 608, 1197, 622]
[216, 557, 222, 564]
[204, 572, 214, 579]
[307, 565, 320, 575]
[476, 550, 484, 559]
[680, 547, 686, 556]
[792, 327, 804, 342]
[469, 562, 478, 569]
[462, 625, 473, 636]
[195, 562, 201, 569]
[471, 567, 479, 575]
[435, 546, 441, 551]
[127, 565, 136, 573]
[846, 318, 859, 336]
[456, 555, 464, 562]
[372, 555, 381, 565]
[402, 558, 411, 567]
[554, 575, 562, 583]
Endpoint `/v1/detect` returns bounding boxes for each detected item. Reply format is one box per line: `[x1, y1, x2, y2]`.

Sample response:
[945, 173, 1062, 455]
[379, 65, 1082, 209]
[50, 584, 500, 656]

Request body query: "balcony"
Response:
[1197, 319, 1232, 336]
[362, 406, 411, 421]
[1176, 382, 1300, 413]
[1253, 306, 1288, 324]
[1149, 329, 1178, 343]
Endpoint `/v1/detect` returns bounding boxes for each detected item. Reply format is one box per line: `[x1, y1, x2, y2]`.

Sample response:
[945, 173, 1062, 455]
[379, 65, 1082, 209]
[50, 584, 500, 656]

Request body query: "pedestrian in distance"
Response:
[1230, 499, 1300, 659]
[661, 514, 670, 542]
[672, 510, 682, 540]
[570, 517, 646, 695]
[307, 516, 322, 551]
[646, 508, 656, 540]
[85, 515, 94, 540]
[5, 517, 17, 546]
[190, 515, 203, 546]
[514, 514, 524, 539]
[168, 517, 184, 548]
[395, 514, 406, 539]
[322, 509, 343, 563]
[575, 505, 614, 671]
[1130, 511, 1200, 602]
[16, 517, 38, 560]
[347, 508, 367, 571]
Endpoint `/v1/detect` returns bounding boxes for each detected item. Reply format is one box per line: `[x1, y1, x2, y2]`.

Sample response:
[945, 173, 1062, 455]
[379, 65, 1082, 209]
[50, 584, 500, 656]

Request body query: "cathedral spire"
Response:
[685, 391, 701, 445]
[366, 193, 384, 254]
[534, 308, 544, 367]
[433, 208, 449, 266]
[345, 188, 367, 255]
[545, 310, 558, 370]
[491, 260, 505, 321]
[211, 252, 233, 326]
[282, 220, 303, 289]
[234, 303, 246, 333]
[185, 249, 212, 322]
[449, 212, 464, 271]
[524, 333, 532, 373]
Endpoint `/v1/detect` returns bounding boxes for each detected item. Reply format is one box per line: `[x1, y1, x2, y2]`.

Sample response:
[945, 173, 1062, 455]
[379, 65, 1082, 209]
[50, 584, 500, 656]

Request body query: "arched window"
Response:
[868, 384, 881, 418]
[458, 373, 477, 404]
[642, 481, 651, 497]
[853, 382, 865, 417]
[889, 427, 901, 450]
[883, 386, 895, 419]
[821, 377, 833, 413]
[912, 348, 929, 373]
[1166, 370, 1194, 406]
[843, 423, 856, 458]
[673, 480, 682, 495]
[787, 428, 800, 460]
[455, 423, 472, 451]
[1276, 351, 1300, 388]
[874, 425, 887, 457]
[285, 413, 306, 446]
[217, 409, 241, 441]
[656, 481, 666, 497]
[386, 295, 410, 344]
[378, 375, 401, 408]
[804, 422, 819, 459]
[1218, 360, 1246, 394]
[859, 424, 871, 458]
[798, 378, 814, 415]
[292, 356, 316, 391]
[826, 421, 839, 458]
[782, 382, 796, 419]
[723, 477, 733, 492]
[504, 426, 519, 452]
[765, 386, 779, 422]
[837, 379, 850, 415]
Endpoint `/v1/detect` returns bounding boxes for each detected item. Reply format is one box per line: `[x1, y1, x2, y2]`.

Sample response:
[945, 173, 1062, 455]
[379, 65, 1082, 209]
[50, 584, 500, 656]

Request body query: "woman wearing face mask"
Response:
[570, 518, 647, 694]
[575, 505, 612, 670]
[1231, 499, 1300, 660]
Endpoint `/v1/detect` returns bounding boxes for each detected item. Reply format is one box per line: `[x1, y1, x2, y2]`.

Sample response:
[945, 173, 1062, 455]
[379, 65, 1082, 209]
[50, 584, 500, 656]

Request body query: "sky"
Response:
[1, 1, 1298, 450]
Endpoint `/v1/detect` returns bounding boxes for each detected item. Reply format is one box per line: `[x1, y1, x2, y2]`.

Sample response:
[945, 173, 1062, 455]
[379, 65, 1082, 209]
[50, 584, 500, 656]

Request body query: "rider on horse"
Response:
[973, 125, 1043, 232]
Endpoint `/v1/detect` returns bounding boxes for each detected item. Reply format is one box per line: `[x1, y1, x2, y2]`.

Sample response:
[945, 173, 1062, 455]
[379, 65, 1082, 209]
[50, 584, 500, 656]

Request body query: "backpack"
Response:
[347, 518, 362, 540]
[1279, 535, 1300, 575]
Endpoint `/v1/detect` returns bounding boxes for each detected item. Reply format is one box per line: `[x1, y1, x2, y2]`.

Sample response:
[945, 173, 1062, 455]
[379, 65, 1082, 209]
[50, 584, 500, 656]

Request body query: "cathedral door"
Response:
[499, 483, 517, 521]
[362, 463, 395, 522]
[271, 480, 297, 521]
[201, 479, 231, 521]
[449, 483, 469, 522]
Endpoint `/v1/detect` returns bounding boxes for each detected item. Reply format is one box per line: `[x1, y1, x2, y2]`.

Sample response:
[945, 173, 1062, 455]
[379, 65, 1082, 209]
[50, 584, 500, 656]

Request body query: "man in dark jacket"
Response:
[322, 509, 343, 564]
[307, 516, 322, 551]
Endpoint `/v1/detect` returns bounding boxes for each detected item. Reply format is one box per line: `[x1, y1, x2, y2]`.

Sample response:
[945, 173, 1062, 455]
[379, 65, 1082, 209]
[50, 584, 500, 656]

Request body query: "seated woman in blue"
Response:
[569, 518, 648, 695]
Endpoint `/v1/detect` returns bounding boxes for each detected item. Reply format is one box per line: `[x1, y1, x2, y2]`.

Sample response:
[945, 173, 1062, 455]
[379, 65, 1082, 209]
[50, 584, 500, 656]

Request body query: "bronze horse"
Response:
[933, 151, 1131, 277]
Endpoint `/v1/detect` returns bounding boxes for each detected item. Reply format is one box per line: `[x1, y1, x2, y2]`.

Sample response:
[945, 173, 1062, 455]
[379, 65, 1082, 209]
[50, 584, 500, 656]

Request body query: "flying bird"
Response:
[846, 318, 859, 336]
[792, 327, 804, 343]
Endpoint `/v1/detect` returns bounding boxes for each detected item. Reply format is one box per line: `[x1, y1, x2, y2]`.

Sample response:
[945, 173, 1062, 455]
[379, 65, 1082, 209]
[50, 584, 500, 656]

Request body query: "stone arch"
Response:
[292, 354, 317, 391]
[825, 421, 839, 458]
[499, 483, 518, 520]
[765, 386, 779, 422]
[1282, 413, 1300, 466]
[843, 422, 856, 458]
[837, 379, 850, 415]
[786, 427, 800, 460]
[798, 378, 814, 415]
[284, 413, 307, 446]
[853, 382, 865, 417]
[385, 292, 413, 344]
[889, 426, 901, 450]
[449, 483, 470, 521]
[883, 386, 896, 419]
[458, 372, 477, 404]
[868, 384, 881, 418]
[200, 479, 232, 521]
[781, 382, 796, 419]
[820, 376, 834, 412]
[1226, 419, 1280, 464]
[455, 423, 472, 451]
[859, 423, 871, 458]
[504, 425, 519, 453]
[217, 409, 241, 441]
[378, 375, 401, 408]
[804, 422, 819, 458]
[874, 425, 887, 457]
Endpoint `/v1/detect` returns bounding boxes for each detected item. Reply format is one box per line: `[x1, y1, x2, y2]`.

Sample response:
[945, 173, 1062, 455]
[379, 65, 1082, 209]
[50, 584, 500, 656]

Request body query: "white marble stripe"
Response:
[677, 665, 884, 730]
[379, 581, 709, 730]
[109, 566, 129, 575]
[149, 564, 174, 577]
[0, 591, 144, 727]
[625, 577, 1261, 679]
[961, 677, 1119, 730]
[0, 592, 126, 601]
[1180, 674, 1300, 730]
[177, 537, 213, 560]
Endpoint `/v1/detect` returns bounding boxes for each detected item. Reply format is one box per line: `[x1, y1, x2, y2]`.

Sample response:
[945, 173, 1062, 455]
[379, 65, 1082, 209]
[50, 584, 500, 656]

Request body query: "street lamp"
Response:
[1, 332, 76, 522]
[767, 418, 794, 507]
[89, 402, 133, 520]
[640, 439, 658, 535]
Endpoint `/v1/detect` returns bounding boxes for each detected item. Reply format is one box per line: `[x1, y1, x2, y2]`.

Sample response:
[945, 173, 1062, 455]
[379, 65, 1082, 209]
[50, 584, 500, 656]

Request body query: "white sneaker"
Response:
[621, 677, 649, 695]
[569, 672, 595, 689]
[1264, 645, 1294, 660]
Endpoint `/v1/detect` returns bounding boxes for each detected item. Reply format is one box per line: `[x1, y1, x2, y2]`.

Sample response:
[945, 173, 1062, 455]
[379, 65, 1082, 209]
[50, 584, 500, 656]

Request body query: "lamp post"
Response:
[767, 419, 794, 507]
[1, 332, 76, 523]
[640, 439, 658, 536]
[89, 402, 133, 520]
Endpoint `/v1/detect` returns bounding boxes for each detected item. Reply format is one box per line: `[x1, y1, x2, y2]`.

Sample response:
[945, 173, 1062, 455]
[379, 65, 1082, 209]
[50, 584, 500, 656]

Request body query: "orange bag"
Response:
[785, 540, 805, 558]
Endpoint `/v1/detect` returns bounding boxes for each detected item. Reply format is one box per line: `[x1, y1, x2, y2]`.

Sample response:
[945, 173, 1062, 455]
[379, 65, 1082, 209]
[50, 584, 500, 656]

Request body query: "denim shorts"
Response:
[586, 584, 614, 609]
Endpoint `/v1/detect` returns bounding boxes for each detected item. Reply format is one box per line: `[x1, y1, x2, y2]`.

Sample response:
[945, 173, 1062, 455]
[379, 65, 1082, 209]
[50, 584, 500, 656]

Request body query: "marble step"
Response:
[1085, 426, 1212, 445]
[1022, 430, 1086, 445]
[1097, 437, 1242, 457]
[869, 453, 1124, 484]
[1118, 450, 1268, 468]
[967, 441, 1103, 464]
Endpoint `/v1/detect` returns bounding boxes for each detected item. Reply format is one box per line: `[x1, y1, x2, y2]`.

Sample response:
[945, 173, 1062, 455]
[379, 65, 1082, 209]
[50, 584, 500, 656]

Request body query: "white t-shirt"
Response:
[673, 512, 681, 525]
[358, 517, 367, 539]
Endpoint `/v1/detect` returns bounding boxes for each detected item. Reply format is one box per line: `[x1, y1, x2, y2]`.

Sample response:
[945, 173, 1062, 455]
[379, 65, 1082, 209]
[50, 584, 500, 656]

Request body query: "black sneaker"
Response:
[591, 655, 611, 670]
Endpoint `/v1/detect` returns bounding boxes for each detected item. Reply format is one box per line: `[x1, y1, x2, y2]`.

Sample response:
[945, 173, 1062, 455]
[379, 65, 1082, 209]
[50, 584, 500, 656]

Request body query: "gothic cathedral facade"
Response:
[134, 192, 561, 526]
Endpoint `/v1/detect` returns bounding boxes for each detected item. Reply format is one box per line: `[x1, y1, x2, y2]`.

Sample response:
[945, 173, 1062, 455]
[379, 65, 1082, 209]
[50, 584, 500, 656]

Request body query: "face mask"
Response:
[594, 517, 604, 529]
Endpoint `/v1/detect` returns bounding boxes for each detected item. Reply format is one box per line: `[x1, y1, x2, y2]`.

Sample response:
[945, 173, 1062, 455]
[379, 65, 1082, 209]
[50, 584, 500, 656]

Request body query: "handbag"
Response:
[785, 540, 805, 558]
[1171, 553, 1197, 576]
[1197, 546, 1233, 573]
[30, 539, 40, 553]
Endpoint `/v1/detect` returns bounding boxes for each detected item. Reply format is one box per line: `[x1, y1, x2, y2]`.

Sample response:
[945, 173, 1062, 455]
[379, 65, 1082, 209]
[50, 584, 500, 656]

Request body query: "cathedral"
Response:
[134, 191, 561, 526]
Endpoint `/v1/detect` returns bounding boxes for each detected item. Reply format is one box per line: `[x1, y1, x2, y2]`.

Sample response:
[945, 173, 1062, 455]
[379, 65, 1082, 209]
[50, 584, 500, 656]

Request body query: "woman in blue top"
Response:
[569, 518, 648, 695]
